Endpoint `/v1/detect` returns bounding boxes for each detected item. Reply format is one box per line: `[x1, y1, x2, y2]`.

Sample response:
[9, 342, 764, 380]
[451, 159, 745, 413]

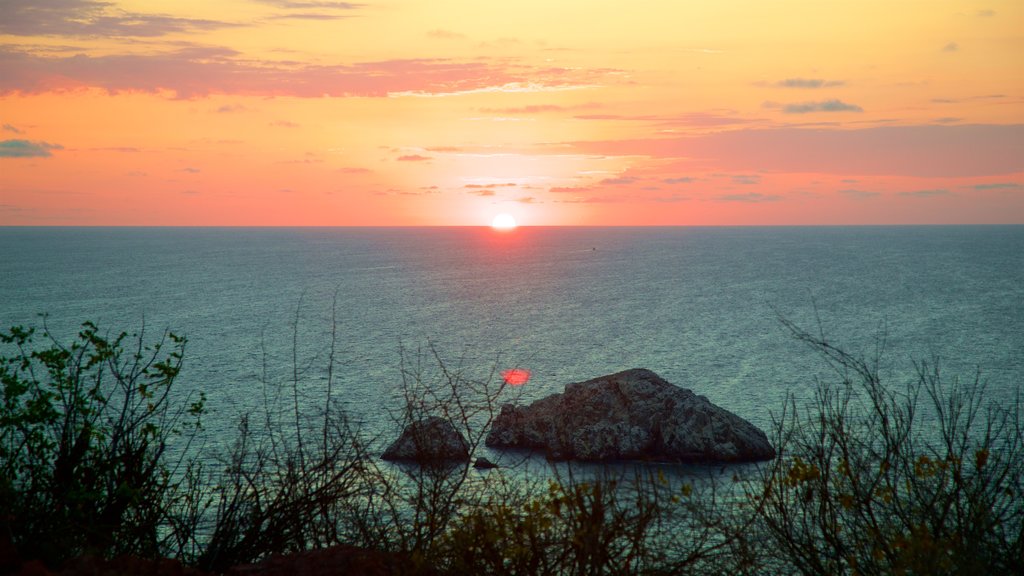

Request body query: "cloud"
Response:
[563, 124, 1024, 178]
[256, 1, 362, 7]
[776, 78, 845, 89]
[0, 48, 613, 98]
[1, 0, 234, 38]
[898, 189, 950, 197]
[337, 166, 371, 174]
[268, 13, 353, 20]
[2, 123, 24, 134]
[599, 176, 638, 186]
[481, 104, 565, 114]
[180, 167, 201, 173]
[396, 154, 431, 162]
[549, 186, 592, 194]
[95, 146, 139, 152]
[464, 183, 516, 188]
[973, 182, 1020, 190]
[216, 104, 247, 113]
[479, 103, 601, 115]
[943, 42, 959, 52]
[468, 189, 495, 196]
[576, 111, 759, 127]
[427, 29, 466, 39]
[516, 196, 537, 203]
[975, 9, 995, 17]
[716, 192, 781, 203]
[782, 99, 863, 114]
[270, 120, 300, 128]
[838, 188, 880, 198]
[934, 117, 961, 124]
[932, 94, 1004, 104]
[0, 139, 63, 158]
[257, 0, 362, 20]
[662, 177, 694, 184]
[729, 174, 761, 185]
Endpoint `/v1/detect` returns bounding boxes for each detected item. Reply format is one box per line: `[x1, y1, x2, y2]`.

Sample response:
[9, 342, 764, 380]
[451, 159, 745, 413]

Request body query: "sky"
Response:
[1, 0, 1022, 226]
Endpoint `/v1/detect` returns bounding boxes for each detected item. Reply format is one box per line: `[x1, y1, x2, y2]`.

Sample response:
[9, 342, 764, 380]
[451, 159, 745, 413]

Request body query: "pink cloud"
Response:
[0, 47, 613, 98]
[565, 124, 1024, 178]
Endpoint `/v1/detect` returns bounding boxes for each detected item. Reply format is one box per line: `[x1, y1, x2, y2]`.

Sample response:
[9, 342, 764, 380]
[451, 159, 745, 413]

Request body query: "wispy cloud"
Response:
[576, 111, 759, 127]
[599, 176, 639, 186]
[973, 182, 1020, 190]
[0, 48, 613, 98]
[717, 192, 780, 203]
[931, 94, 1004, 104]
[396, 154, 431, 162]
[2, 123, 24, 134]
[268, 13, 353, 20]
[838, 188, 880, 198]
[464, 183, 517, 188]
[256, 0, 362, 20]
[480, 104, 572, 114]
[729, 174, 761, 185]
[898, 189, 950, 197]
[662, 177, 694, 184]
[256, 1, 362, 7]
[1, 0, 235, 38]
[776, 78, 845, 89]
[215, 103, 247, 113]
[427, 29, 466, 40]
[563, 124, 1024, 178]
[943, 42, 959, 52]
[549, 186, 592, 194]
[0, 139, 63, 158]
[780, 99, 863, 114]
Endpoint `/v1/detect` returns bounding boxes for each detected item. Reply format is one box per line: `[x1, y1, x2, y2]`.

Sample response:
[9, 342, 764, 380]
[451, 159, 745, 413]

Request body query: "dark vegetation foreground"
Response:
[1, 315, 1021, 575]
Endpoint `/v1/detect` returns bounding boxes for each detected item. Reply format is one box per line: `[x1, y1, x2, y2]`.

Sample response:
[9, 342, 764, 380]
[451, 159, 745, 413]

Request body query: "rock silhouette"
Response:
[486, 368, 775, 462]
[382, 416, 470, 463]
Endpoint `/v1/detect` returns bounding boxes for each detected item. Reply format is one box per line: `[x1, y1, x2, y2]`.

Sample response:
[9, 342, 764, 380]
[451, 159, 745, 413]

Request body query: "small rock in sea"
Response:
[382, 416, 470, 464]
[473, 457, 498, 469]
[485, 368, 776, 463]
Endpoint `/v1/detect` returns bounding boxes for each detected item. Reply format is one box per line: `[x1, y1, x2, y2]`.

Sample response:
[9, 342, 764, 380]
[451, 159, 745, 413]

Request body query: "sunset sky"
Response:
[1, 0, 1022, 226]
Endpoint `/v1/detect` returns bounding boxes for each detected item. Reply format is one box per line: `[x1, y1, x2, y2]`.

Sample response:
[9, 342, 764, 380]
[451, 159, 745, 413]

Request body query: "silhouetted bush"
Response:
[3, 312, 1021, 575]
[744, 318, 1024, 575]
[0, 319, 205, 566]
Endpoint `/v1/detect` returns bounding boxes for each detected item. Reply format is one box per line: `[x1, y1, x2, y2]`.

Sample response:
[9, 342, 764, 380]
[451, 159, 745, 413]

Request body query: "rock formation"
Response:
[485, 368, 775, 462]
[381, 416, 470, 463]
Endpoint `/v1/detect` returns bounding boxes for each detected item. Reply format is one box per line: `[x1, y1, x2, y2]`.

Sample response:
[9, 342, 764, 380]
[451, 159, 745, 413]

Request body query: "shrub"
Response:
[747, 318, 1024, 575]
[197, 299, 374, 572]
[0, 319, 205, 566]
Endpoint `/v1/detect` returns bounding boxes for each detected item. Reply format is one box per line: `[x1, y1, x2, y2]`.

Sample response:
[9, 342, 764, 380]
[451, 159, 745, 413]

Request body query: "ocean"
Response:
[2, 226, 1022, 459]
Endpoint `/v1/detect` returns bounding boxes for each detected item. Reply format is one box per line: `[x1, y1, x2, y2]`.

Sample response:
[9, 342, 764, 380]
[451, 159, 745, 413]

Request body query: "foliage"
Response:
[747, 318, 1024, 575]
[4, 310, 1021, 576]
[0, 318, 205, 566]
[196, 296, 374, 572]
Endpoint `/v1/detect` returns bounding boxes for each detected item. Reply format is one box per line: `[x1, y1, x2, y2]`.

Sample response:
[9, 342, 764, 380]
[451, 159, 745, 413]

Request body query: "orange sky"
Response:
[1, 0, 1022, 225]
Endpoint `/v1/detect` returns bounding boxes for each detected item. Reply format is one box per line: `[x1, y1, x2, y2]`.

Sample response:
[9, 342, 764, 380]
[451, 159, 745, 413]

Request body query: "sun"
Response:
[490, 213, 518, 230]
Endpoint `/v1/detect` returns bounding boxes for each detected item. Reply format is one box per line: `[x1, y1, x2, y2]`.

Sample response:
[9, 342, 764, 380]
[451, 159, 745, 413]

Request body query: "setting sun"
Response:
[490, 213, 518, 230]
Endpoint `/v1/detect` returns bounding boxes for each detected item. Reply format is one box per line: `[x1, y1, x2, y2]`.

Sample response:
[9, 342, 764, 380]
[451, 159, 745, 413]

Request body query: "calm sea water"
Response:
[2, 226, 1022, 456]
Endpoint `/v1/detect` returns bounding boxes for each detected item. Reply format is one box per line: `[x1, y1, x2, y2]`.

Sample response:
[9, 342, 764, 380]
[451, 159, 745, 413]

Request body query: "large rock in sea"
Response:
[485, 369, 775, 462]
[382, 416, 470, 463]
